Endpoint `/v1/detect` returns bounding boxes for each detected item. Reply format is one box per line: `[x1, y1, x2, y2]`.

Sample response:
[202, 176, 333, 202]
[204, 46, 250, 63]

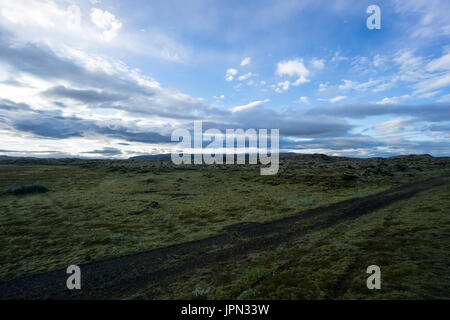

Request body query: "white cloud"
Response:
[338, 80, 359, 90]
[274, 81, 290, 93]
[426, 53, 450, 72]
[231, 99, 270, 112]
[318, 83, 328, 92]
[296, 96, 309, 104]
[392, 0, 450, 38]
[437, 93, 450, 102]
[333, 78, 383, 94]
[372, 82, 393, 93]
[213, 94, 225, 100]
[331, 51, 348, 63]
[418, 91, 441, 99]
[329, 96, 347, 103]
[90, 8, 122, 42]
[225, 68, 238, 82]
[392, 50, 426, 82]
[317, 96, 347, 103]
[372, 54, 387, 68]
[240, 57, 251, 66]
[0, 0, 61, 28]
[372, 118, 413, 135]
[414, 73, 450, 94]
[311, 58, 325, 70]
[376, 95, 410, 105]
[237, 72, 253, 81]
[0, 0, 188, 62]
[276, 58, 310, 87]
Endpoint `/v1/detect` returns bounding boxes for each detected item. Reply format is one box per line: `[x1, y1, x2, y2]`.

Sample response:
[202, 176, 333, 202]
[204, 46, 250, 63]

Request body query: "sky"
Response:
[0, 0, 449, 158]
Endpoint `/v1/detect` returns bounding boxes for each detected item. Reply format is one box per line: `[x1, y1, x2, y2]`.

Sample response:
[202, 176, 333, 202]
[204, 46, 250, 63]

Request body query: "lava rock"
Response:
[342, 173, 360, 181]
[5, 184, 49, 194]
[148, 201, 160, 208]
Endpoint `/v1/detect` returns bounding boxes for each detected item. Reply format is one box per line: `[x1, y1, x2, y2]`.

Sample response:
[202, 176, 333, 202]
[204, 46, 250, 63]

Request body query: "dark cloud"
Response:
[281, 135, 384, 150]
[82, 147, 123, 156]
[230, 108, 351, 137]
[14, 114, 85, 139]
[0, 149, 59, 154]
[0, 32, 151, 96]
[0, 31, 223, 120]
[0, 78, 32, 87]
[42, 86, 126, 104]
[308, 103, 450, 122]
[197, 108, 351, 138]
[429, 123, 450, 133]
[0, 99, 32, 111]
[0, 99, 171, 143]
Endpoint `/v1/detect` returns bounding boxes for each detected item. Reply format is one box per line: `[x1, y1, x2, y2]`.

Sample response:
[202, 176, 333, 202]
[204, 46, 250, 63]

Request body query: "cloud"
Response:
[0, 1, 189, 62]
[1, 2, 448, 158]
[225, 68, 238, 82]
[329, 96, 347, 103]
[90, 8, 122, 42]
[371, 118, 415, 135]
[338, 80, 358, 90]
[286, 135, 383, 151]
[331, 51, 348, 63]
[0, 34, 221, 120]
[392, 0, 450, 38]
[338, 79, 381, 91]
[372, 54, 387, 68]
[308, 103, 450, 122]
[376, 95, 410, 105]
[296, 96, 309, 104]
[231, 99, 270, 112]
[82, 147, 122, 156]
[240, 57, 251, 66]
[212, 106, 351, 138]
[274, 81, 290, 93]
[418, 91, 441, 99]
[429, 123, 450, 133]
[276, 58, 310, 87]
[311, 58, 325, 70]
[437, 94, 450, 102]
[414, 73, 450, 94]
[42, 86, 126, 103]
[213, 94, 225, 100]
[0, 99, 172, 143]
[0, 0, 61, 28]
[426, 53, 450, 72]
[237, 72, 253, 81]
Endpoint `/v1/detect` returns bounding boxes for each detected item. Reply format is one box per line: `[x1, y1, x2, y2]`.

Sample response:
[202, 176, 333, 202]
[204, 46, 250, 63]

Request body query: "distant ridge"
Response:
[127, 152, 294, 161]
[129, 154, 172, 160]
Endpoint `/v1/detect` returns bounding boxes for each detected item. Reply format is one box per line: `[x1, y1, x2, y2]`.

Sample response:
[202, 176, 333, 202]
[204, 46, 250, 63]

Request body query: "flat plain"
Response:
[0, 154, 449, 299]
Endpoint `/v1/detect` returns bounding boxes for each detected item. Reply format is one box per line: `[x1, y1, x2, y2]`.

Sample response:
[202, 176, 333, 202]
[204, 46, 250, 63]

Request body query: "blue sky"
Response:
[0, 0, 449, 158]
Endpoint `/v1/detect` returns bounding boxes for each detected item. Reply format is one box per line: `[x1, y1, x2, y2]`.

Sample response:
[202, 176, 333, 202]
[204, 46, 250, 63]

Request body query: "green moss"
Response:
[0, 156, 449, 300]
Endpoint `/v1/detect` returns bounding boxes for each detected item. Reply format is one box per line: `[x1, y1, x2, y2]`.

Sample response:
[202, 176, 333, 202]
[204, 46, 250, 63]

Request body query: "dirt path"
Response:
[1, 175, 449, 299]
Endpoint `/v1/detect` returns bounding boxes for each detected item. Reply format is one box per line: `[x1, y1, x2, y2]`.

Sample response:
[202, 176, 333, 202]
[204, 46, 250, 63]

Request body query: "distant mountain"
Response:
[129, 154, 172, 160]
[0, 155, 38, 160]
[128, 152, 296, 161]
